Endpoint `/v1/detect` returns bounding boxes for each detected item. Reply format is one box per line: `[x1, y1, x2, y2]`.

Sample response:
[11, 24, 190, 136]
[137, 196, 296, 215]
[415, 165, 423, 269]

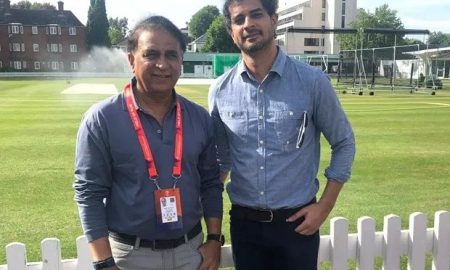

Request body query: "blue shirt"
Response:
[74, 79, 223, 242]
[208, 48, 355, 209]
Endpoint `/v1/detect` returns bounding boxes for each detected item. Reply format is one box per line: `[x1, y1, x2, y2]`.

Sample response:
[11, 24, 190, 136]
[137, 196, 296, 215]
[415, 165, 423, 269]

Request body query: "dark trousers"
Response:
[230, 203, 319, 270]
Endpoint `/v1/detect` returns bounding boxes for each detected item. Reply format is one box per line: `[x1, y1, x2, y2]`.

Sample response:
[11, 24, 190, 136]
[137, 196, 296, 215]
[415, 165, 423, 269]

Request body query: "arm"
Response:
[197, 113, 224, 270]
[287, 72, 355, 235]
[74, 112, 115, 263]
[208, 83, 231, 176]
[287, 180, 343, 235]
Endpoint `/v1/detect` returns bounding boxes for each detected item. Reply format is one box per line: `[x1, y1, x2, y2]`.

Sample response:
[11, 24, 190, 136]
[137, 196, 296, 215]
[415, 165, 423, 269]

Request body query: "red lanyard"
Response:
[124, 83, 183, 181]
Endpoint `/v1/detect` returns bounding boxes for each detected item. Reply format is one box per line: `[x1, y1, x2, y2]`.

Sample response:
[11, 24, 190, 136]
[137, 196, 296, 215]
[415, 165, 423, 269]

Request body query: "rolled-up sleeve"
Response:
[73, 110, 111, 242]
[313, 72, 355, 182]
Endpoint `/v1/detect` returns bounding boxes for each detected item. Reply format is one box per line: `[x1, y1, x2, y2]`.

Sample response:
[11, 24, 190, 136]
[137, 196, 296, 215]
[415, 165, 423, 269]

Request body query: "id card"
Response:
[154, 188, 183, 231]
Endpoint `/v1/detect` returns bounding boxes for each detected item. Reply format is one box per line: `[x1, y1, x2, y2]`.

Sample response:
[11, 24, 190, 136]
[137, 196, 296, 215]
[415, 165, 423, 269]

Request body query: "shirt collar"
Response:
[238, 46, 287, 80]
[122, 77, 179, 112]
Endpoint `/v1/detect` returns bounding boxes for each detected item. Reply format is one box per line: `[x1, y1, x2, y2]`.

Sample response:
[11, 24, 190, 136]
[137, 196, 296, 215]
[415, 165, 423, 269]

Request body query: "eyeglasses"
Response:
[296, 111, 308, 149]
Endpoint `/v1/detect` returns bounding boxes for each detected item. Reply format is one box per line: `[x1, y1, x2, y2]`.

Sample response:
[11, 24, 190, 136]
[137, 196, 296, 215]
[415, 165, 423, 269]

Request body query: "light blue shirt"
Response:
[208, 48, 355, 209]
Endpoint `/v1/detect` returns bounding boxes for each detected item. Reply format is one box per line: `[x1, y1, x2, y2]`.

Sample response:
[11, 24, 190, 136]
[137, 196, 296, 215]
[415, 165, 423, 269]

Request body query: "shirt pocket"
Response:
[274, 110, 305, 151]
[219, 110, 248, 144]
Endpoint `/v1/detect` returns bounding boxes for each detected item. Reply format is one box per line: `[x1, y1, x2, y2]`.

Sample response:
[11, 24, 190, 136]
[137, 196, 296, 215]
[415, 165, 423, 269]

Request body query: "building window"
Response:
[10, 43, 21, 52]
[304, 38, 320, 46]
[342, 3, 346, 15]
[321, 38, 325, 46]
[0, 61, 2, 68]
[49, 44, 58, 52]
[71, 62, 79, 70]
[322, 12, 326, 21]
[59, 44, 63, 52]
[50, 26, 57, 35]
[69, 27, 77, 35]
[47, 25, 60, 35]
[322, 0, 326, 8]
[341, 16, 346, 28]
[13, 61, 22, 70]
[60, 62, 64, 70]
[33, 44, 39, 52]
[10, 24, 23, 34]
[32, 26, 38, 34]
[34, 62, 41, 70]
[70, 44, 78, 53]
[304, 51, 319, 54]
[51, 61, 59, 70]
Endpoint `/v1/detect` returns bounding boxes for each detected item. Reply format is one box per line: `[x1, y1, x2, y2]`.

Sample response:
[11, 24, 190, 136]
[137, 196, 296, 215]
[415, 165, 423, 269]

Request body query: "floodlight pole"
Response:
[392, 34, 397, 91]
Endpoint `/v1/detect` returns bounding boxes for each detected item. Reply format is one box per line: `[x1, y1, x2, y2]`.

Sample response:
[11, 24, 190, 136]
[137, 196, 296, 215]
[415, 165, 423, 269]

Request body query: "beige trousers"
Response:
[110, 232, 203, 270]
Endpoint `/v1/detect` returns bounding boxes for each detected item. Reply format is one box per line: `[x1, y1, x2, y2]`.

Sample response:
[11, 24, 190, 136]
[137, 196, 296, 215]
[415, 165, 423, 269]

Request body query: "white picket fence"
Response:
[1, 211, 449, 270]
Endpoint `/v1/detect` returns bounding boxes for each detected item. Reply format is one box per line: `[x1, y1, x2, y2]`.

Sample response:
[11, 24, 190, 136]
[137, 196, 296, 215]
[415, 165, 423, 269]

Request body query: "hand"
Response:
[198, 240, 221, 270]
[286, 202, 333, 235]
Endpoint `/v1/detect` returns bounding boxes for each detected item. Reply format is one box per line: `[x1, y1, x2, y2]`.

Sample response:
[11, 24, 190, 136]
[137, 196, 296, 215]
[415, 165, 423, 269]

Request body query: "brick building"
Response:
[0, 0, 86, 72]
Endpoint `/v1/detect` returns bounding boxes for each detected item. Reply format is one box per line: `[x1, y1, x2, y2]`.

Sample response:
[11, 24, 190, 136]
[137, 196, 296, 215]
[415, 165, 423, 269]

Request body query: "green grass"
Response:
[0, 78, 449, 268]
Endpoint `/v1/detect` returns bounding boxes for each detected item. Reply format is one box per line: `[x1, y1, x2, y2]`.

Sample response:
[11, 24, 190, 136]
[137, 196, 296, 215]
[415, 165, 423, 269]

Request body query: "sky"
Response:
[10, 0, 450, 34]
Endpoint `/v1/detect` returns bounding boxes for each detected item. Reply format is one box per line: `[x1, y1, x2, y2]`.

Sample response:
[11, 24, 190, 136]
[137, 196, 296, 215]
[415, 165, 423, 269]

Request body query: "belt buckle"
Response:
[261, 209, 273, 223]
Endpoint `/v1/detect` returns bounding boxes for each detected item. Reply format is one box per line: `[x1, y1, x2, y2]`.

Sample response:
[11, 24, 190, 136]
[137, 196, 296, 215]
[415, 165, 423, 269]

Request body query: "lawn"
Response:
[0, 77, 449, 266]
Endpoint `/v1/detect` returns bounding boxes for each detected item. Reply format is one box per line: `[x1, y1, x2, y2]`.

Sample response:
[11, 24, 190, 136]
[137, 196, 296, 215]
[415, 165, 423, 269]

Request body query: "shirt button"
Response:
[258, 115, 263, 120]
[260, 191, 264, 195]
[157, 129, 162, 134]
[259, 140, 264, 145]
[259, 89, 263, 93]
[289, 111, 294, 116]
[260, 166, 264, 170]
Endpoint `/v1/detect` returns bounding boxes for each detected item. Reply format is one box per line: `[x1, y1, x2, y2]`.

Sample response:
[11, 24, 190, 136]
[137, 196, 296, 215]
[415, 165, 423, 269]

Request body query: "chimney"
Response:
[58, 1, 64, 11]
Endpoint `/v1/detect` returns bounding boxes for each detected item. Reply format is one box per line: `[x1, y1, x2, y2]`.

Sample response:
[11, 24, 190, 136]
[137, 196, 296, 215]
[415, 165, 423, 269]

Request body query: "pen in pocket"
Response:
[296, 111, 308, 148]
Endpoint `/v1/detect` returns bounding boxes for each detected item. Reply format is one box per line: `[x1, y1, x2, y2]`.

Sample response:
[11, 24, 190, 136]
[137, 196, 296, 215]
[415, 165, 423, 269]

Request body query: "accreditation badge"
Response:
[154, 188, 183, 231]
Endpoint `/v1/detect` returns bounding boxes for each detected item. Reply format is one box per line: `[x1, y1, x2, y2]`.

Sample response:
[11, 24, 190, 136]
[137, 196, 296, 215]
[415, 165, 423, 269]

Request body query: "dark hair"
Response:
[127, 15, 186, 53]
[222, 0, 279, 31]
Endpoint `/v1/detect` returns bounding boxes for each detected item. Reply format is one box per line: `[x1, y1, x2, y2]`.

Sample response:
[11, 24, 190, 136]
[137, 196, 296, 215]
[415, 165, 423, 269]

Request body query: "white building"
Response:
[276, 0, 357, 54]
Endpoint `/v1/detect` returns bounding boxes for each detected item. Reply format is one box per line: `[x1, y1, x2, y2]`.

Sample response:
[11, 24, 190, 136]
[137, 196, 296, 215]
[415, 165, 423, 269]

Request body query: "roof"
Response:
[189, 34, 207, 45]
[0, 8, 84, 27]
[404, 46, 450, 60]
[184, 52, 213, 62]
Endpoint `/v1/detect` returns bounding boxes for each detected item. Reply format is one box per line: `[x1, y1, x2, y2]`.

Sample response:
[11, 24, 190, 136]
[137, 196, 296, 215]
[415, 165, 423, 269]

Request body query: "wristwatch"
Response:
[93, 256, 116, 270]
[207, 234, 225, 246]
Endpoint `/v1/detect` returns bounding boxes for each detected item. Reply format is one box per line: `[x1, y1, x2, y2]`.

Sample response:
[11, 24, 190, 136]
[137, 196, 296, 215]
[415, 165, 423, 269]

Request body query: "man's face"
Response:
[128, 28, 183, 95]
[228, 0, 277, 54]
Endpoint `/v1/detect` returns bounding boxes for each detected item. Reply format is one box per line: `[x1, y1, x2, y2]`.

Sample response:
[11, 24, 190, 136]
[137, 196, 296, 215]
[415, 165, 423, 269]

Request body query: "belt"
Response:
[230, 198, 316, 223]
[109, 222, 202, 250]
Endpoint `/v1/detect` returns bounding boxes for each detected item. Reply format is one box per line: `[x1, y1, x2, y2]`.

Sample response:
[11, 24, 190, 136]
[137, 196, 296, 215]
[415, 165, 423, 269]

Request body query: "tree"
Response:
[86, 0, 110, 49]
[428, 32, 450, 46]
[188, 5, 220, 39]
[11, 1, 55, 10]
[337, 4, 404, 51]
[202, 17, 239, 53]
[108, 17, 128, 45]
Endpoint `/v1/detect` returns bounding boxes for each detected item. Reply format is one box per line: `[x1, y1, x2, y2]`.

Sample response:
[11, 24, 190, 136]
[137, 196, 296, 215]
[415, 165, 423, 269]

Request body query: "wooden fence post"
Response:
[408, 212, 427, 270]
[357, 216, 376, 270]
[330, 217, 348, 270]
[75, 236, 92, 270]
[382, 214, 401, 270]
[432, 210, 450, 270]
[41, 238, 63, 270]
[6, 242, 27, 270]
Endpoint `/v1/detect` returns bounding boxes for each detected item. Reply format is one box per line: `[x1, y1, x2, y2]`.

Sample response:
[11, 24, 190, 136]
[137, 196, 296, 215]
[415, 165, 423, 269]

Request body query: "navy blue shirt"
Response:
[74, 79, 223, 242]
[209, 48, 355, 209]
